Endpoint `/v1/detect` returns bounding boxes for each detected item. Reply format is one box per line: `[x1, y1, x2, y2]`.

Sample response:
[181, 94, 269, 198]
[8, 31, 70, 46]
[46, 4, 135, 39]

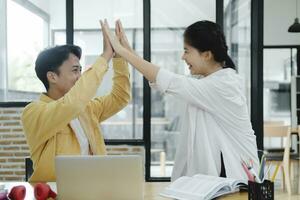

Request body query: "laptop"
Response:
[55, 155, 144, 200]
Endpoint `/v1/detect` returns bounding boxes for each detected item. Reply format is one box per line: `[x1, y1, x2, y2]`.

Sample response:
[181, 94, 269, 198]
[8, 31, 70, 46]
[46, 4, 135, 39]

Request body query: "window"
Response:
[224, 0, 251, 109]
[263, 48, 297, 125]
[263, 47, 297, 151]
[73, 0, 143, 139]
[0, 0, 66, 102]
[7, 1, 47, 94]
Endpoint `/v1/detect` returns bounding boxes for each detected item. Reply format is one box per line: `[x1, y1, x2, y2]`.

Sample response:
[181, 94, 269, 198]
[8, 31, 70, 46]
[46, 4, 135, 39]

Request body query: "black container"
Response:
[248, 180, 274, 200]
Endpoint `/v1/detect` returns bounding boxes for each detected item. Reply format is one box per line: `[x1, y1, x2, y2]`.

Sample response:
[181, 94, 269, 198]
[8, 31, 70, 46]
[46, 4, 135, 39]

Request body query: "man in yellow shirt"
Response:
[21, 27, 130, 182]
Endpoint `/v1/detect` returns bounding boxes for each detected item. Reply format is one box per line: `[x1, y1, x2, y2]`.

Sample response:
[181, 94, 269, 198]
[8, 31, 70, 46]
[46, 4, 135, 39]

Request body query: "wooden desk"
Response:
[1, 182, 298, 199]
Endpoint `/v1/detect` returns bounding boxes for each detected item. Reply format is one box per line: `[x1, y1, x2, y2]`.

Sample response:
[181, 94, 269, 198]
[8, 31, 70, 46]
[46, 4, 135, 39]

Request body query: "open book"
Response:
[160, 174, 247, 200]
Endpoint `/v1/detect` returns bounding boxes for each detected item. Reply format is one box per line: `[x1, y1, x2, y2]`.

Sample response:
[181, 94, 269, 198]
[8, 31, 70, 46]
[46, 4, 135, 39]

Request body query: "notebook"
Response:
[160, 174, 247, 200]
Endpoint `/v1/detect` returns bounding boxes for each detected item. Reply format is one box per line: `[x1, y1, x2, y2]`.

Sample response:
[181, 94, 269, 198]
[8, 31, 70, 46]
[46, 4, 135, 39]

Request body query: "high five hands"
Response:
[100, 18, 159, 82]
[100, 19, 134, 59]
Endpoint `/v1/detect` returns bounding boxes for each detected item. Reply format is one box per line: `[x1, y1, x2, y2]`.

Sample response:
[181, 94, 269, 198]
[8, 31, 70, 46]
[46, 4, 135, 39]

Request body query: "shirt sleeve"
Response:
[89, 57, 131, 122]
[152, 68, 217, 112]
[21, 56, 108, 153]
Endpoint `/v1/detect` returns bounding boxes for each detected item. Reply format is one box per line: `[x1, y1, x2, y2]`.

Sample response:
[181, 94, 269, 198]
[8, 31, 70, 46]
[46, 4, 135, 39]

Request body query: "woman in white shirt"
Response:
[101, 19, 259, 181]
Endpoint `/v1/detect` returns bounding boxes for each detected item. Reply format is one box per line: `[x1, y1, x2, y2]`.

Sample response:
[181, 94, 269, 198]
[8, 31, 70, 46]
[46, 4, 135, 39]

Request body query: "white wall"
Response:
[264, 0, 300, 45]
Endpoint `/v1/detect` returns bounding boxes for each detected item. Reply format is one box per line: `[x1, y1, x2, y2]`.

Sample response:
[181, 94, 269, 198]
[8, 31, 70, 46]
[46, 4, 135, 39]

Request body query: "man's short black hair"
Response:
[35, 44, 82, 91]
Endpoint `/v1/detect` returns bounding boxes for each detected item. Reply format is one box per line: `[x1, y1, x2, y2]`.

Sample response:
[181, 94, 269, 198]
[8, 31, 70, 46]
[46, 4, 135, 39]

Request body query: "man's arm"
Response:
[22, 57, 109, 153]
[89, 57, 131, 122]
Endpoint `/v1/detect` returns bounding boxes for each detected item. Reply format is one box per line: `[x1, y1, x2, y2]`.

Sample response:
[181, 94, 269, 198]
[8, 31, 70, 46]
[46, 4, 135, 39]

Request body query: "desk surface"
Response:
[1, 181, 298, 200]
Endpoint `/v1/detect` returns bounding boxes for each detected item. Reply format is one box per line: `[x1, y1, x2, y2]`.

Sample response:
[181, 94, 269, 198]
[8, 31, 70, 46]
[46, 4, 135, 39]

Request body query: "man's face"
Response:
[49, 53, 82, 96]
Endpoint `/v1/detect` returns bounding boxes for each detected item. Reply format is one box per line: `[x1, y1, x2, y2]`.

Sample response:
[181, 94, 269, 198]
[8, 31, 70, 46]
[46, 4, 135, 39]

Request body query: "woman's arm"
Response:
[101, 19, 160, 82]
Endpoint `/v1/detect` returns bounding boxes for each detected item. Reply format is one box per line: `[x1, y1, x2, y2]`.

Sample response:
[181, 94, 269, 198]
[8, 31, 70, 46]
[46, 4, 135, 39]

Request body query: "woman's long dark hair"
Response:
[183, 20, 236, 70]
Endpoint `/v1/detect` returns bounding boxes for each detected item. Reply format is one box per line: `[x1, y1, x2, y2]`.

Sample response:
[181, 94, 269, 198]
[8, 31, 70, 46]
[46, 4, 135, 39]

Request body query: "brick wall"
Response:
[0, 107, 144, 181]
[0, 107, 28, 181]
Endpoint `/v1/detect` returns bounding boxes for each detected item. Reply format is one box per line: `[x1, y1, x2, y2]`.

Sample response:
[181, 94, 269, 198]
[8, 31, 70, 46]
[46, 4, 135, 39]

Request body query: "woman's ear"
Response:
[201, 51, 213, 61]
[46, 71, 58, 85]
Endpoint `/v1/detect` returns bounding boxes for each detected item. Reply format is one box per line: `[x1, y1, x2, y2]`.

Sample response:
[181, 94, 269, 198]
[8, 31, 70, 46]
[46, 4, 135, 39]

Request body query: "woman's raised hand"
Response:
[115, 19, 135, 54]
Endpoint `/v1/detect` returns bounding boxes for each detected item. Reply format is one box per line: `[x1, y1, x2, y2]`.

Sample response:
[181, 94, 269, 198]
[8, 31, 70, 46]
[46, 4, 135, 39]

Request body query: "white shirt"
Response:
[69, 118, 90, 155]
[151, 68, 259, 181]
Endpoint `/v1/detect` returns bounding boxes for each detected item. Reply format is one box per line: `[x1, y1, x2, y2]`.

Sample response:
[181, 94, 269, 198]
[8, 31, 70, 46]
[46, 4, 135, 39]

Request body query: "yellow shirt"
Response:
[21, 57, 130, 182]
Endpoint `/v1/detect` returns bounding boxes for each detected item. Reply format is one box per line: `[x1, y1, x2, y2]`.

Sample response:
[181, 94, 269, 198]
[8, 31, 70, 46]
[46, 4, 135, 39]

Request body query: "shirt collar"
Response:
[39, 93, 54, 103]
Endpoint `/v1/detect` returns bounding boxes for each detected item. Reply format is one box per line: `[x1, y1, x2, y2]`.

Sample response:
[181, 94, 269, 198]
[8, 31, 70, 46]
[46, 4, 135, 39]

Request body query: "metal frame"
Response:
[251, 0, 264, 154]
[66, 0, 73, 44]
[216, 0, 224, 30]
[264, 45, 300, 49]
[105, 139, 144, 146]
[143, 0, 153, 182]
[0, 102, 29, 107]
[0, 0, 8, 102]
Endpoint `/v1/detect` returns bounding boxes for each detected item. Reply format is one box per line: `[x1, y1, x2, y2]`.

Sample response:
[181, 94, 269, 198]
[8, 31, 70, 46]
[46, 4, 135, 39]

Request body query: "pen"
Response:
[248, 167, 262, 183]
[262, 165, 272, 182]
[259, 155, 266, 180]
[249, 159, 254, 168]
[271, 164, 280, 182]
[241, 161, 254, 182]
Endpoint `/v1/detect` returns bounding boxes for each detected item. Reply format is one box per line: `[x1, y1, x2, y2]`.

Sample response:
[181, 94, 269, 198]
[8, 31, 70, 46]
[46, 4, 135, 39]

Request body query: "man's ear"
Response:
[46, 71, 58, 85]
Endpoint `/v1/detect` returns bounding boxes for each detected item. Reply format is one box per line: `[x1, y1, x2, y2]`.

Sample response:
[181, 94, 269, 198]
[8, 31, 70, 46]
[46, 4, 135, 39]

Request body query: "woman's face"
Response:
[181, 42, 210, 76]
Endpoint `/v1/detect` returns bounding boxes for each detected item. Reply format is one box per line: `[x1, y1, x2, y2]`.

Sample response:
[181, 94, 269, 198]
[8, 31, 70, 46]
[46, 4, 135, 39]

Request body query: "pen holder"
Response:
[248, 180, 274, 200]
